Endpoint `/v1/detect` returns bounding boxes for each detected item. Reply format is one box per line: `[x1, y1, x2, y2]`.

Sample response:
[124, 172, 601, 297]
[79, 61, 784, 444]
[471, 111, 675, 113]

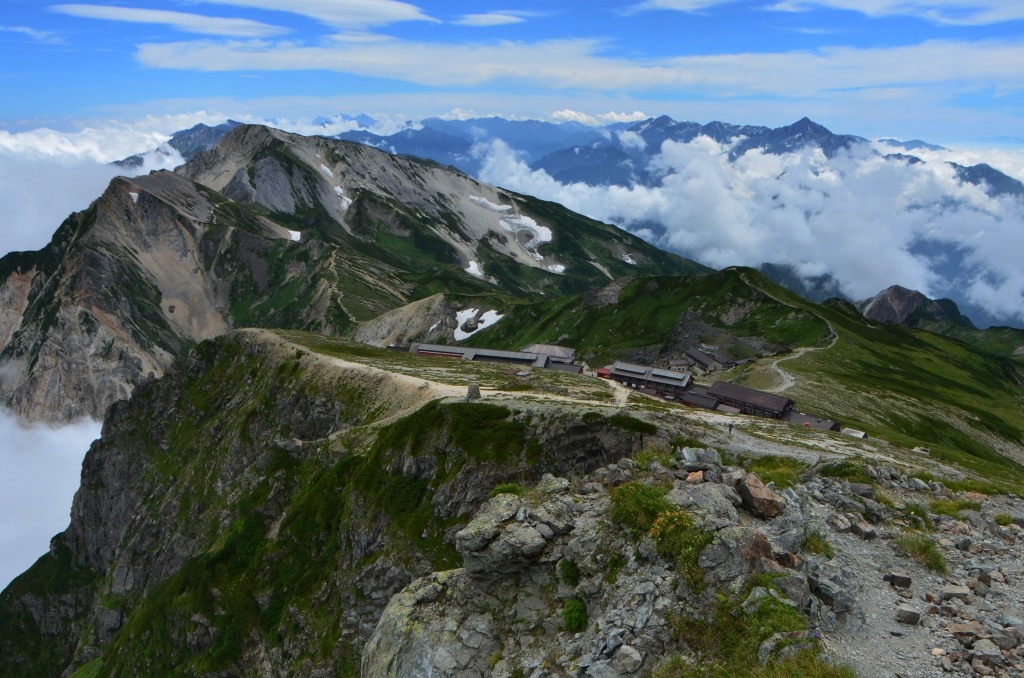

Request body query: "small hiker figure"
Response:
[728, 423, 733, 435]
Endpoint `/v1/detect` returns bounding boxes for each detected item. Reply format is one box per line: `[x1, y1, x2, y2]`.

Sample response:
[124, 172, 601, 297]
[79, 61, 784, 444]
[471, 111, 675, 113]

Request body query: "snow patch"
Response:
[320, 163, 334, 177]
[622, 253, 636, 265]
[547, 264, 566, 274]
[469, 195, 512, 212]
[128, 192, 138, 204]
[429, 321, 440, 332]
[453, 308, 504, 341]
[288, 230, 301, 242]
[465, 260, 484, 278]
[333, 185, 352, 210]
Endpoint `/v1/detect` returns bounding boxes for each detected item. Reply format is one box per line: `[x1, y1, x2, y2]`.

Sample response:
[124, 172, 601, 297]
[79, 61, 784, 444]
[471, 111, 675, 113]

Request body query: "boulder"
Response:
[737, 473, 787, 519]
[895, 604, 921, 625]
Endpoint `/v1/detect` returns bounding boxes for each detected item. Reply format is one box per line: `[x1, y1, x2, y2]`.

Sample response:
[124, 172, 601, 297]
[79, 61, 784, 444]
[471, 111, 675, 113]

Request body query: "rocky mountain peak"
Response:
[859, 285, 974, 328]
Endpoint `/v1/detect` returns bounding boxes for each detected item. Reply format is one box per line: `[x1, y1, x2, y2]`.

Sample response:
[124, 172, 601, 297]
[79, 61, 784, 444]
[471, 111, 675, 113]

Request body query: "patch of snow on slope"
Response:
[469, 195, 512, 212]
[465, 260, 484, 278]
[128, 192, 138, 204]
[453, 308, 504, 341]
[288, 230, 301, 242]
[429, 321, 440, 332]
[500, 214, 552, 244]
[333, 185, 353, 210]
[623, 254, 636, 265]
[547, 264, 566, 274]
[320, 163, 334, 177]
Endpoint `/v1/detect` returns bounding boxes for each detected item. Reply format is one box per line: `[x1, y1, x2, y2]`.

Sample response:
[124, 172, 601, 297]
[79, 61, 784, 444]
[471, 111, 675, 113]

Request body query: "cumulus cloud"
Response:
[476, 136, 1024, 324]
[548, 109, 649, 126]
[0, 409, 100, 591]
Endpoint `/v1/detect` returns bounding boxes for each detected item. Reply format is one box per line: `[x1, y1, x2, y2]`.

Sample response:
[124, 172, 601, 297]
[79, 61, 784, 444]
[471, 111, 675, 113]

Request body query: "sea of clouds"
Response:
[475, 136, 1024, 326]
[0, 410, 101, 590]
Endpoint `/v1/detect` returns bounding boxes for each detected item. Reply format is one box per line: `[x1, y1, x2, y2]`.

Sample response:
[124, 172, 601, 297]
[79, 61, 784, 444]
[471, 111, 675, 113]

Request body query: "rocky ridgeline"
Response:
[363, 448, 1024, 677]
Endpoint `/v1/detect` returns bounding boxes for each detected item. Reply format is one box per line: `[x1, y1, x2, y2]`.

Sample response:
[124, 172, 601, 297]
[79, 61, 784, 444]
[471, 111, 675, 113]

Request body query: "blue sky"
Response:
[2, 0, 1023, 145]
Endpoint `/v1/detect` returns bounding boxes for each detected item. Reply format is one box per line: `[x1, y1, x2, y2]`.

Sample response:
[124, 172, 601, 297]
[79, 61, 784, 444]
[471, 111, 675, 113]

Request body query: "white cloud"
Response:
[768, 1, 1024, 26]
[0, 409, 100, 591]
[549, 109, 650, 126]
[51, 4, 287, 38]
[617, 130, 647, 151]
[630, 0, 739, 12]
[0, 116, 199, 254]
[131, 35, 1024, 106]
[197, 0, 439, 29]
[0, 25, 62, 44]
[476, 136, 1024, 324]
[454, 13, 527, 27]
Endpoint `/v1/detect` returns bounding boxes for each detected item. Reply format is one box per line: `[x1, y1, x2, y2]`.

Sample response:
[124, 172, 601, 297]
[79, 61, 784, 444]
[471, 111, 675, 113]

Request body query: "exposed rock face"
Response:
[858, 285, 973, 327]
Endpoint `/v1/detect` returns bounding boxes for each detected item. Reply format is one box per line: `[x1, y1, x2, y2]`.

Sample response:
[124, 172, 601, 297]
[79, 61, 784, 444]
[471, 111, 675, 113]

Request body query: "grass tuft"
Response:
[747, 456, 808, 490]
[994, 513, 1014, 527]
[928, 498, 981, 519]
[562, 597, 588, 632]
[559, 559, 581, 587]
[802, 528, 834, 559]
[610, 482, 673, 534]
[491, 482, 526, 498]
[895, 533, 947, 573]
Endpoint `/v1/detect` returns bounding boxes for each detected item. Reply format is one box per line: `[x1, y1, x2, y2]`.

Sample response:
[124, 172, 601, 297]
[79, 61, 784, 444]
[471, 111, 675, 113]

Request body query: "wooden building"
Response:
[783, 411, 841, 432]
[708, 381, 795, 419]
[609, 362, 692, 397]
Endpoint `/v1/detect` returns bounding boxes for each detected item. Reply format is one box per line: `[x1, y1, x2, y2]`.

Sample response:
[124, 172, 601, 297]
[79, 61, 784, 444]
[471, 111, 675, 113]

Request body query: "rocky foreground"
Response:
[363, 447, 1024, 677]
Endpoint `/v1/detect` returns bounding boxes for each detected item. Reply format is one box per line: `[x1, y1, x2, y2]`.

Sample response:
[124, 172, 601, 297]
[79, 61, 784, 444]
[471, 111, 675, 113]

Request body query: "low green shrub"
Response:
[559, 558, 581, 587]
[818, 460, 871, 484]
[748, 456, 808, 489]
[490, 482, 526, 498]
[650, 510, 714, 591]
[895, 533, 947, 573]
[636, 446, 673, 471]
[994, 513, 1014, 526]
[562, 597, 588, 632]
[929, 498, 981, 519]
[610, 482, 673, 534]
[670, 577, 856, 677]
[902, 502, 934, 530]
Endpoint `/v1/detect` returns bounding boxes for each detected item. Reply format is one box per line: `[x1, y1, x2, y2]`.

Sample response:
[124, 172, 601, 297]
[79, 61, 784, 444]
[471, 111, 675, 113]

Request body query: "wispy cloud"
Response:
[197, 0, 439, 29]
[132, 35, 1024, 104]
[0, 25, 63, 44]
[52, 4, 287, 38]
[768, 0, 1024, 26]
[629, 0, 738, 12]
[454, 12, 529, 27]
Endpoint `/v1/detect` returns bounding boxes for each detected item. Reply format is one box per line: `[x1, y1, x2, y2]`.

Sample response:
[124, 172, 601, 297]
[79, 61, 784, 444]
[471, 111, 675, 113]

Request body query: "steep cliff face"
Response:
[0, 330, 650, 676]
